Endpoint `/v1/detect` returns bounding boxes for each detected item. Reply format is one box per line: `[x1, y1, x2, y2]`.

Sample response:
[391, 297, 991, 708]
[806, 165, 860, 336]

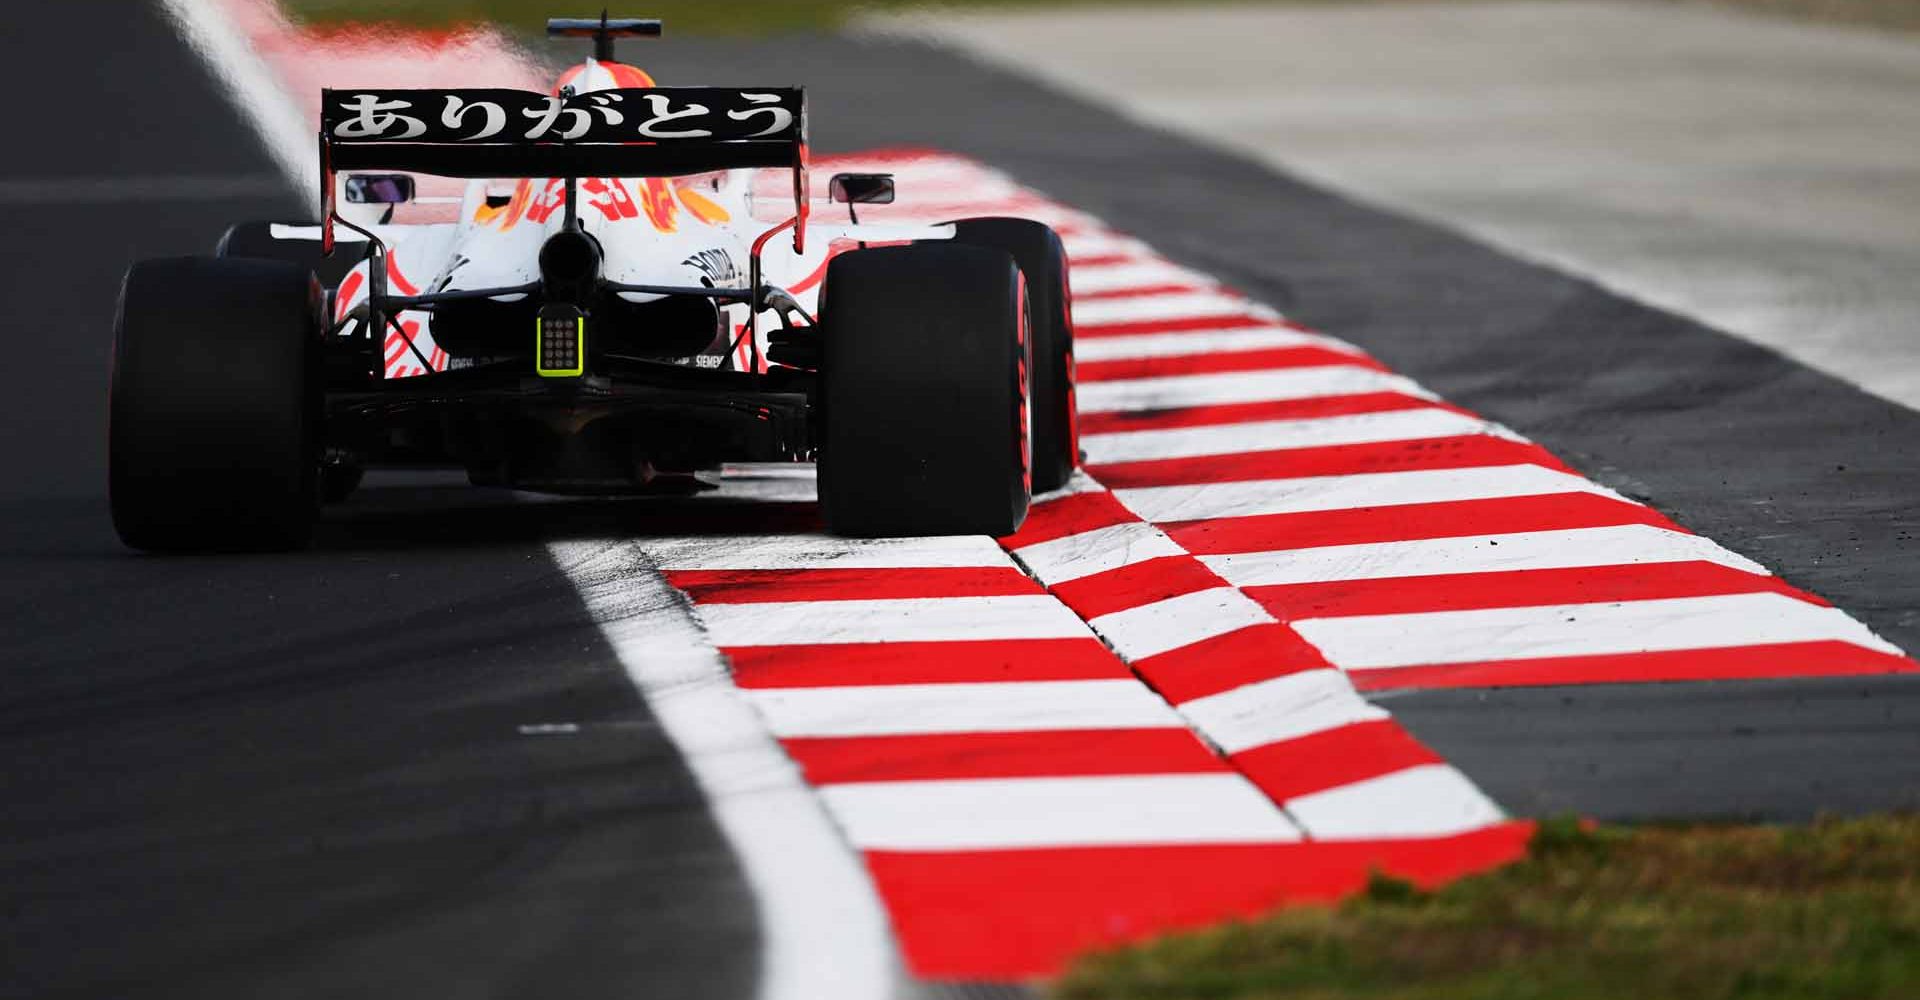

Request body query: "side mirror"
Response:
[828, 173, 896, 206]
[344, 173, 416, 205]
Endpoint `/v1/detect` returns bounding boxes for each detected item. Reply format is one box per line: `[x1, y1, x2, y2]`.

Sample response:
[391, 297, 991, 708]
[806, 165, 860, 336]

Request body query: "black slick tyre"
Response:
[110, 257, 323, 552]
[819, 243, 1031, 537]
[948, 217, 1077, 493]
[217, 221, 363, 290]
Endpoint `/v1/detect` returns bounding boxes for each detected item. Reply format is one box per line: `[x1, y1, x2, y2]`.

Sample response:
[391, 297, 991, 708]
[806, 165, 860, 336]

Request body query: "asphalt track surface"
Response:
[0, 4, 757, 997]
[3, 4, 1917, 998]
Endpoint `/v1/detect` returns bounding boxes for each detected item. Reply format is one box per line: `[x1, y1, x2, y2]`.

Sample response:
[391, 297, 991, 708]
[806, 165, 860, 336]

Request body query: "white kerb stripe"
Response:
[552, 540, 897, 1000]
[1202, 524, 1770, 585]
[1070, 259, 1213, 295]
[1297, 591, 1902, 671]
[1013, 520, 1186, 585]
[821, 773, 1302, 850]
[1178, 669, 1391, 753]
[1082, 408, 1500, 465]
[1286, 765, 1507, 840]
[1116, 464, 1617, 524]
[651, 534, 1010, 571]
[1074, 326, 1363, 363]
[748, 675, 1182, 737]
[745, 679, 1183, 738]
[1074, 291, 1273, 327]
[695, 595, 1091, 646]
[1089, 587, 1275, 662]
[1078, 366, 1429, 414]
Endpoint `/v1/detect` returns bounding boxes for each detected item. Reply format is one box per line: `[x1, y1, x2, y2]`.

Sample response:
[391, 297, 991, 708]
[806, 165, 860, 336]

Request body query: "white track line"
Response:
[693, 595, 1093, 646]
[1202, 524, 1768, 585]
[556, 541, 898, 1000]
[746, 679, 1184, 737]
[1082, 408, 1502, 465]
[1296, 591, 1901, 671]
[1078, 366, 1429, 413]
[821, 773, 1303, 850]
[1115, 465, 1615, 524]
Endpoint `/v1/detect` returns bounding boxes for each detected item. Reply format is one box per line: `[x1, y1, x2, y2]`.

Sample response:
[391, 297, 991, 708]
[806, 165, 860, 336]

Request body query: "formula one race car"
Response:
[110, 15, 1076, 552]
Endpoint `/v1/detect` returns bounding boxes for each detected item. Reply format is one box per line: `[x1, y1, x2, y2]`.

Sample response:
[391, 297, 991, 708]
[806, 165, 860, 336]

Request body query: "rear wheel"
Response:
[818, 243, 1031, 537]
[217, 221, 363, 289]
[948, 218, 1077, 493]
[110, 257, 323, 552]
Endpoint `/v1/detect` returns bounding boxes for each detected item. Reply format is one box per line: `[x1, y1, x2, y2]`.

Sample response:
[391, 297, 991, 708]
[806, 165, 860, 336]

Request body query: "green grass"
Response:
[280, 0, 1920, 36]
[278, 0, 1124, 35]
[1053, 815, 1920, 1000]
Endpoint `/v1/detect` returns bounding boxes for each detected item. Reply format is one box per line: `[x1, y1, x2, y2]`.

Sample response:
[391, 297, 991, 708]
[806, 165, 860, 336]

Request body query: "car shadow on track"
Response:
[316, 470, 825, 553]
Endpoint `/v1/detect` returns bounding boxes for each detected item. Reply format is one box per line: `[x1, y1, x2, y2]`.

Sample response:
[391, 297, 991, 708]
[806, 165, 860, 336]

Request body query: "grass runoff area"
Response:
[1053, 815, 1920, 1000]
[283, 0, 1920, 36]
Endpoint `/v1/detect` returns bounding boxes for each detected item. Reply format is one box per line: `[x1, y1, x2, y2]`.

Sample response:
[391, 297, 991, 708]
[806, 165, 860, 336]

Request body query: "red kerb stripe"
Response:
[1000, 489, 1140, 548]
[667, 566, 1042, 604]
[867, 825, 1532, 978]
[721, 637, 1128, 689]
[1050, 555, 1226, 620]
[1232, 719, 1446, 802]
[1129, 622, 1332, 704]
[781, 728, 1225, 785]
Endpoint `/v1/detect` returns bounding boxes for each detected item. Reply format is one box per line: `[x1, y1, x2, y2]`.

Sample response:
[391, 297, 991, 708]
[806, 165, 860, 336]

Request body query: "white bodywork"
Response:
[315, 58, 949, 378]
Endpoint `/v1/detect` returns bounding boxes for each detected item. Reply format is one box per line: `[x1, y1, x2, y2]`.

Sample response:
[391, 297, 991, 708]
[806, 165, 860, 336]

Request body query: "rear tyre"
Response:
[948, 218, 1077, 493]
[818, 243, 1031, 537]
[110, 257, 323, 552]
[217, 221, 363, 289]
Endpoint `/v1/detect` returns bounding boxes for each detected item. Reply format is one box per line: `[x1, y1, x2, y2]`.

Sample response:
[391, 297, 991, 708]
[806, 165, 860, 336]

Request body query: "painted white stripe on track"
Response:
[649, 533, 1011, 572]
[1286, 765, 1508, 840]
[1082, 408, 1502, 465]
[695, 595, 1094, 646]
[1115, 465, 1617, 524]
[1077, 365, 1429, 414]
[554, 541, 898, 1000]
[746, 679, 1184, 738]
[1074, 326, 1362, 363]
[1297, 592, 1902, 671]
[1012, 521, 1188, 585]
[1203, 524, 1769, 585]
[821, 773, 1303, 849]
[1178, 669, 1392, 753]
[1069, 259, 1215, 295]
[1089, 588, 1275, 662]
[1073, 291, 1274, 327]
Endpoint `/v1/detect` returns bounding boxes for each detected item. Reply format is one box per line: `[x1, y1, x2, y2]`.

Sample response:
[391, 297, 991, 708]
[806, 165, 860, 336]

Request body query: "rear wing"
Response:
[318, 86, 808, 252]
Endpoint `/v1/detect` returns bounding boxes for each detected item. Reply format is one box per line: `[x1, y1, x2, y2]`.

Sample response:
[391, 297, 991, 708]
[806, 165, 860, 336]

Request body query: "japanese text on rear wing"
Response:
[321, 88, 803, 145]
